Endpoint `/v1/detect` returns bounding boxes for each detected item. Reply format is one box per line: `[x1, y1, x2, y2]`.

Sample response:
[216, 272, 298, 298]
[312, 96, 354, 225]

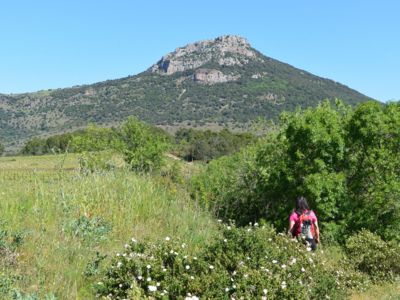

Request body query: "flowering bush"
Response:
[95, 224, 364, 299]
[345, 230, 400, 282]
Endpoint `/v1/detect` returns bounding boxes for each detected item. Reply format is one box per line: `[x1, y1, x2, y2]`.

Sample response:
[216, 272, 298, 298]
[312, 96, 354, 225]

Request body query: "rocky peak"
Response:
[150, 35, 259, 75]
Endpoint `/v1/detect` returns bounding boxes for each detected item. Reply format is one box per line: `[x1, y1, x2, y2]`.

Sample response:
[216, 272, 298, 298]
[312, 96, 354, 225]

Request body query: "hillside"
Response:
[0, 35, 374, 147]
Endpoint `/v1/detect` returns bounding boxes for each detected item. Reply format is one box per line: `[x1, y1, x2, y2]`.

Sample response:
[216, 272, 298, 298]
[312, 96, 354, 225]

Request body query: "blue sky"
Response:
[0, 0, 399, 101]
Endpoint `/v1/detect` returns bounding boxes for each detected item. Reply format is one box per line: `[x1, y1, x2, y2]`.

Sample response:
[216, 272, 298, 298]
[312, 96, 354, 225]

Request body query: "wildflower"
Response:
[193, 256, 198, 260]
[209, 265, 214, 270]
[243, 274, 248, 278]
[124, 244, 129, 249]
[181, 243, 186, 248]
[224, 239, 228, 243]
[186, 265, 190, 270]
[301, 267, 306, 272]
[119, 284, 123, 288]
[148, 285, 157, 292]
[117, 262, 123, 268]
[162, 268, 167, 272]
[308, 257, 313, 263]
[183, 255, 188, 259]
[147, 277, 151, 282]
[289, 258, 297, 265]
[225, 287, 230, 292]
[131, 238, 137, 243]
[165, 236, 171, 241]
[227, 226, 232, 230]
[262, 297, 267, 300]
[232, 284, 236, 289]
[263, 288, 268, 295]
[281, 281, 287, 289]
[156, 282, 161, 287]
[254, 222, 259, 227]
[116, 253, 121, 257]
[272, 260, 278, 264]
[281, 264, 286, 269]
[268, 238, 272, 242]
[146, 265, 151, 269]
[190, 276, 195, 280]
[137, 275, 143, 280]
[218, 219, 222, 223]
[306, 246, 312, 251]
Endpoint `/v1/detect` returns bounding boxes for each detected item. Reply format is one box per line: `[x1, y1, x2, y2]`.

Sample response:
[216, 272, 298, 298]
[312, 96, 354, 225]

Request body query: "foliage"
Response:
[191, 101, 400, 242]
[120, 117, 170, 172]
[174, 128, 256, 162]
[345, 230, 400, 282]
[96, 223, 369, 299]
[0, 142, 4, 155]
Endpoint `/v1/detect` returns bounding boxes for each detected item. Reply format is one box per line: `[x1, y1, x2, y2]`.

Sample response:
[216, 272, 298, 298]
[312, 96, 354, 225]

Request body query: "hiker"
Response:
[288, 196, 320, 251]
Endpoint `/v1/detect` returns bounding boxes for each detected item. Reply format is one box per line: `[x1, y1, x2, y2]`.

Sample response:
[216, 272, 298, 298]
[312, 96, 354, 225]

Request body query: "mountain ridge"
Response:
[0, 35, 374, 148]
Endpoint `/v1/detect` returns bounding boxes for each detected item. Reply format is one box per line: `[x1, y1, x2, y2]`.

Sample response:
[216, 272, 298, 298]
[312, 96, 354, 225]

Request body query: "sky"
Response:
[0, 0, 399, 101]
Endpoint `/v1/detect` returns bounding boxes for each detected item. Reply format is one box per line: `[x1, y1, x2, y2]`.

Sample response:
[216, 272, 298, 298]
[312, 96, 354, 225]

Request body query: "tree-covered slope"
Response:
[0, 35, 373, 147]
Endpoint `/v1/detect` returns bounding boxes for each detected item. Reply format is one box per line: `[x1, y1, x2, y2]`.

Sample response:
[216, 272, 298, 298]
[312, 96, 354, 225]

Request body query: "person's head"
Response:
[295, 196, 309, 214]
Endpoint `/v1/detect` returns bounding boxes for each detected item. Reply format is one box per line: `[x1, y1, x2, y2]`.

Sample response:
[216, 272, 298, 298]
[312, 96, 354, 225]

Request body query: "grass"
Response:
[0, 154, 217, 299]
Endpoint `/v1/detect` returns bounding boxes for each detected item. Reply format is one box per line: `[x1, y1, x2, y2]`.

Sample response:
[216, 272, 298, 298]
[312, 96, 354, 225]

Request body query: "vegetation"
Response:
[0, 40, 372, 147]
[190, 101, 400, 242]
[0, 100, 398, 299]
[175, 128, 256, 161]
[0, 141, 4, 155]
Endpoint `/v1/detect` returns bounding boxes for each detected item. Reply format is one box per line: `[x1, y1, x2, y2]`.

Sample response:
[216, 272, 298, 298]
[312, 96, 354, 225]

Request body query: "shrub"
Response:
[120, 117, 169, 173]
[345, 230, 400, 282]
[95, 224, 360, 299]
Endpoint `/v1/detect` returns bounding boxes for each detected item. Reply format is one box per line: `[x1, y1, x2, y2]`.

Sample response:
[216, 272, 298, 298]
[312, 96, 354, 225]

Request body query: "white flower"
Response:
[263, 288, 268, 294]
[306, 246, 312, 252]
[193, 256, 198, 260]
[209, 265, 214, 270]
[225, 287, 230, 292]
[184, 255, 188, 259]
[124, 244, 129, 249]
[218, 219, 222, 223]
[268, 238, 272, 242]
[190, 275, 195, 280]
[272, 260, 278, 264]
[165, 236, 171, 241]
[119, 284, 123, 288]
[131, 237, 137, 243]
[281, 264, 286, 269]
[156, 282, 161, 287]
[148, 285, 157, 292]
[247, 228, 251, 232]
[137, 275, 143, 280]
[146, 265, 151, 269]
[146, 277, 151, 282]
[262, 297, 267, 300]
[308, 257, 314, 263]
[227, 226, 232, 230]
[162, 268, 167, 272]
[181, 243, 186, 248]
[254, 222, 259, 227]
[224, 239, 228, 243]
[232, 284, 236, 289]
[116, 253, 121, 257]
[301, 267, 306, 272]
[281, 281, 287, 289]
[243, 274, 248, 278]
[117, 262, 123, 268]
[290, 258, 297, 265]
[186, 265, 190, 270]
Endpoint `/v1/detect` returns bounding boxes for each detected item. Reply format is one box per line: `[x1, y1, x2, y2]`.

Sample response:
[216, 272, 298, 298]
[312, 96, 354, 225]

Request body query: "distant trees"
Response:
[175, 128, 256, 161]
[0, 142, 4, 155]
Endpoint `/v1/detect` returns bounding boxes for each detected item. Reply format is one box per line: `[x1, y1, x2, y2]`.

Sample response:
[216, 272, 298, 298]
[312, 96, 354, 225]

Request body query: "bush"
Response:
[120, 117, 169, 173]
[95, 224, 362, 299]
[345, 230, 400, 282]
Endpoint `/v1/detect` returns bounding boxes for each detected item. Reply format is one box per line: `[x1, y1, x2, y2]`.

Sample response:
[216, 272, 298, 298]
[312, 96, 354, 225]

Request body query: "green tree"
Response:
[120, 117, 169, 172]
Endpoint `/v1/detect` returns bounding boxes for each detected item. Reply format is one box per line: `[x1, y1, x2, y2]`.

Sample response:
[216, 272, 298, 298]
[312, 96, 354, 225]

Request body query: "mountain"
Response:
[0, 35, 373, 148]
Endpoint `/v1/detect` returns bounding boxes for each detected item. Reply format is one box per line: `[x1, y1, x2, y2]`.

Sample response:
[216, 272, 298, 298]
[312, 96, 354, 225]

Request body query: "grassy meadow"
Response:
[0, 153, 398, 299]
[0, 154, 216, 299]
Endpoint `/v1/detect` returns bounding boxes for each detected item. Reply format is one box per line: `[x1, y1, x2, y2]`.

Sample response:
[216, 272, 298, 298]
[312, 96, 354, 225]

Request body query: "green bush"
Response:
[345, 230, 400, 282]
[96, 224, 364, 299]
[120, 117, 170, 173]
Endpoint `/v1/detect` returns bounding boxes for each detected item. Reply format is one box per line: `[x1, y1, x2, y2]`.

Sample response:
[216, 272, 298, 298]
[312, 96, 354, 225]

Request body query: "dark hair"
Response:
[295, 196, 310, 215]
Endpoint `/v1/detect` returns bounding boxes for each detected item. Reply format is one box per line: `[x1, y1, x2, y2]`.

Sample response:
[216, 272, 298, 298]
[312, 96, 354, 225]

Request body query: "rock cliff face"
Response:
[193, 69, 240, 84]
[150, 35, 260, 76]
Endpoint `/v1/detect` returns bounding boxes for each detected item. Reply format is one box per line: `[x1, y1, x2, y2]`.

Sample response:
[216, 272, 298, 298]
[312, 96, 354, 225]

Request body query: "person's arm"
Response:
[288, 220, 295, 236]
[314, 220, 320, 243]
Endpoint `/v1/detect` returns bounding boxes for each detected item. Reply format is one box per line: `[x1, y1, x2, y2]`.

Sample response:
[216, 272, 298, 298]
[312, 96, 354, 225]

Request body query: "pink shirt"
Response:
[289, 210, 317, 223]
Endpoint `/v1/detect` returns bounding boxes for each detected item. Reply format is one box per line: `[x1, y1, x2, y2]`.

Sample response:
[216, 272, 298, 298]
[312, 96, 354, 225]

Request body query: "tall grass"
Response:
[0, 157, 217, 299]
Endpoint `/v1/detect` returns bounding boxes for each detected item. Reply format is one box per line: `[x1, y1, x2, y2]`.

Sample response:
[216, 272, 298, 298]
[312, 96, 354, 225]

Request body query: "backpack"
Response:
[296, 210, 315, 239]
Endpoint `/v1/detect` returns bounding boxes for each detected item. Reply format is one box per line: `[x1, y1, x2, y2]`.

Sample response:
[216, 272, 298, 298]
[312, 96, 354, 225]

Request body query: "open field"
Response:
[0, 154, 398, 299]
[0, 154, 216, 298]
